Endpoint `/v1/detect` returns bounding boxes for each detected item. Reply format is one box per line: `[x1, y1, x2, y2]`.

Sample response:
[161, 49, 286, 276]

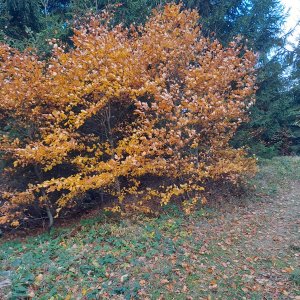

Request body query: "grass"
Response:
[255, 156, 300, 193]
[0, 156, 299, 299]
[290, 269, 300, 286]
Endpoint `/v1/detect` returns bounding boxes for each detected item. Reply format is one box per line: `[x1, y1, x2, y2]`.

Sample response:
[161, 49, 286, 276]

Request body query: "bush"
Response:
[0, 4, 257, 228]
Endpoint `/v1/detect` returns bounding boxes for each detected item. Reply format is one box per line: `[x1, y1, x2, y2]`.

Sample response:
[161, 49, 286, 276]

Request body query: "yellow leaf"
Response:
[11, 220, 20, 227]
[201, 196, 208, 205]
[82, 288, 87, 296]
[35, 274, 43, 285]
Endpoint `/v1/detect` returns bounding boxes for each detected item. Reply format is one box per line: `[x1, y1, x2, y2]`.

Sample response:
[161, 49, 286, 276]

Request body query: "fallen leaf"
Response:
[182, 285, 188, 292]
[140, 280, 146, 286]
[160, 279, 169, 284]
[281, 267, 294, 273]
[35, 273, 43, 283]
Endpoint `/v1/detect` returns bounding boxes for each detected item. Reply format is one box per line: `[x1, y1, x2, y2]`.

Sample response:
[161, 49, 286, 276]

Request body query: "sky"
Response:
[281, 0, 300, 47]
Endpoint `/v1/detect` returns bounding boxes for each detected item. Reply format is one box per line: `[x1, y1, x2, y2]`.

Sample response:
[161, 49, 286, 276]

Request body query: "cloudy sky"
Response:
[281, 0, 300, 47]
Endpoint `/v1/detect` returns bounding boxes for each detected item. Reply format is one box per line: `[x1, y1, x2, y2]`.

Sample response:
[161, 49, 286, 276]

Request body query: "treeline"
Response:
[1, 0, 299, 156]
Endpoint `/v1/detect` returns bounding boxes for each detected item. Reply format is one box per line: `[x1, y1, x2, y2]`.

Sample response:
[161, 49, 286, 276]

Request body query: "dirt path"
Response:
[237, 178, 300, 299]
[244, 180, 300, 256]
[195, 173, 300, 299]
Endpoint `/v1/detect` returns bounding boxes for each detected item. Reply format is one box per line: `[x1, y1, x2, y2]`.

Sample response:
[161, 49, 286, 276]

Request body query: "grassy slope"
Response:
[0, 157, 300, 300]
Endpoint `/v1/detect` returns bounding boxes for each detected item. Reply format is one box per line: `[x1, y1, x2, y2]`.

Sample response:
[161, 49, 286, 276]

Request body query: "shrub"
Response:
[0, 4, 257, 228]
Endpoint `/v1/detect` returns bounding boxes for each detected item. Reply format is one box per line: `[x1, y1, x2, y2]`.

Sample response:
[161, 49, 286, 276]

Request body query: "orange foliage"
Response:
[0, 4, 257, 226]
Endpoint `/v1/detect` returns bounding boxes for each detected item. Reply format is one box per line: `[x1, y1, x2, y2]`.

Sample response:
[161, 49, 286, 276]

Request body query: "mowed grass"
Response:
[1, 157, 300, 299]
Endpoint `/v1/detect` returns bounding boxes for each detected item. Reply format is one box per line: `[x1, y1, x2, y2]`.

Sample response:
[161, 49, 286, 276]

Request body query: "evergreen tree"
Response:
[233, 51, 294, 156]
[289, 41, 300, 153]
[0, 0, 42, 41]
[0, 0, 70, 51]
[173, 0, 293, 156]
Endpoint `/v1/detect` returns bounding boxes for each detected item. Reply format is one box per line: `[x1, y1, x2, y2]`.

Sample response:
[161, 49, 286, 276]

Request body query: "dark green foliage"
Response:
[233, 52, 295, 157]
[0, 0, 167, 51]
[178, 0, 285, 52]
[240, 43, 300, 157]
[289, 42, 300, 154]
[0, 0, 71, 52]
[4, 0, 42, 39]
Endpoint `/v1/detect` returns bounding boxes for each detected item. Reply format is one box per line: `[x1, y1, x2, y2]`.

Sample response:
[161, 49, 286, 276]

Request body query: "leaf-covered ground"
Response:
[1, 157, 300, 299]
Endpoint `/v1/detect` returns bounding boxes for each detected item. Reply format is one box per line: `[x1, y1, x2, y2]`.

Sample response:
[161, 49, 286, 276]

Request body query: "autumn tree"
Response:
[0, 4, 257, 229]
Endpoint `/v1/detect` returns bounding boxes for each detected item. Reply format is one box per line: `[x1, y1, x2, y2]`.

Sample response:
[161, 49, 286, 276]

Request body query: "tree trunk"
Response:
[33, 165, 54, 231]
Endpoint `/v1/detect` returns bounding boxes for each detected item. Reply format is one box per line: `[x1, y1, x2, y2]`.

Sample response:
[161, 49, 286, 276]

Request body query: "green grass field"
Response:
[1, 157, 300, 299]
